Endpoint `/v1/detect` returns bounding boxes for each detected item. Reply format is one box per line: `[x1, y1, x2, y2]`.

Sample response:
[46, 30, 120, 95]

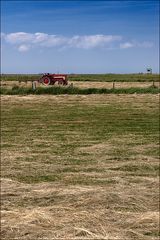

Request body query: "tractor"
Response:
[39, 73, 68, 86]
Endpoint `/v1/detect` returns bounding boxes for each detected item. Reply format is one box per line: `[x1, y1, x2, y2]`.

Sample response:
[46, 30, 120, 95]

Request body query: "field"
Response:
[1, 93, 159, 239]
[1, 73, 160, 95]
[1, 80, 159, 90]
[1, 73, 159, 82]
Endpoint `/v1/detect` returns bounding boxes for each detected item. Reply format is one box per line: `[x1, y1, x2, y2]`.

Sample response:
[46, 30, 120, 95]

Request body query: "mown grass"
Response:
[1, 94, 159, 183]
[0, 85, 159, 95]
[17, 174, 61, 184]
[110, 164, 159, 177]
[1, 73, 160, 82]
[1, 94, 159, 240]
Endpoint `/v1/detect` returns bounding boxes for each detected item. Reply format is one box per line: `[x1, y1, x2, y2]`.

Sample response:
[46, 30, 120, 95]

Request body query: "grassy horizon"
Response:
[1, 73, 160, 82]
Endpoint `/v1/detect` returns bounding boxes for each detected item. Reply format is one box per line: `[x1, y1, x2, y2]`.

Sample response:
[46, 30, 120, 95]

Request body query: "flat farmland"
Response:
[1, 80, 159, 89]
[1, 73, 159, 82]
[71, 81, 159, 89]
[1, 94, 159, 240]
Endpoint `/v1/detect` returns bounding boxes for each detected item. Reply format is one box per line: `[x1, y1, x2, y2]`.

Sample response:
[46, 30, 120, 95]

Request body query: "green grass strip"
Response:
[0, 85, 159, 95]
[1, 73, 160, 82]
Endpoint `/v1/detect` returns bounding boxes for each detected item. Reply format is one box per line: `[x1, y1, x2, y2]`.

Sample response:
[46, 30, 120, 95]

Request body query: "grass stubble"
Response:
[1, 94, 159, 239]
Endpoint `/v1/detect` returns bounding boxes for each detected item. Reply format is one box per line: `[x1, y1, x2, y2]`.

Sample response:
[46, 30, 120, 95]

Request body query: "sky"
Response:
[1, 0, 159, 74]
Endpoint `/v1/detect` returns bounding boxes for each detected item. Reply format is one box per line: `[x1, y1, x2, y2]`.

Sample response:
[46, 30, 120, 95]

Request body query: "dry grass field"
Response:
[1, 80, 159, 90]
[1, 94, 159, 240]
[71, 81, 159, 89]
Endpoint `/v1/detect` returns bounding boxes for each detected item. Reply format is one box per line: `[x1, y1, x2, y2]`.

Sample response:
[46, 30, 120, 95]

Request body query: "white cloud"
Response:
[39, 35, 67, 47]
[1, 32, 153, 52]
[34, 33, 49, 43]
[5, 32, 34, 44]
[120, 41, 154, 49]
[68, 35, 122, 49]
[18, 44, 30, 52]
[120, 42, 134, 49]
[2, 32, 122, 50]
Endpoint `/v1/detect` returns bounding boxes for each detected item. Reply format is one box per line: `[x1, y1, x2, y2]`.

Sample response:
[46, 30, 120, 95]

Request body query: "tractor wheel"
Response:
[42, 76, 50, 86]
[63, 80, 68, 85]
[58, 79, 63, 85]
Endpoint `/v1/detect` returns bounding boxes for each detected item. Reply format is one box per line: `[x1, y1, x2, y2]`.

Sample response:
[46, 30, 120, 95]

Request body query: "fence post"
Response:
[113, 80, 115, 89]
[152, 80, 155, 88]
[32, 81, 36, 90]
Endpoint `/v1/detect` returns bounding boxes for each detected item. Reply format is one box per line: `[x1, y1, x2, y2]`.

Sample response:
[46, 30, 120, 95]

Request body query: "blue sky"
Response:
[1, 0, 159, 73]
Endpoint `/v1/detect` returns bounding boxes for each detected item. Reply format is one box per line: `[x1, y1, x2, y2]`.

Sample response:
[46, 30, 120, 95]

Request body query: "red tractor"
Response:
[39, 73, 68, 86]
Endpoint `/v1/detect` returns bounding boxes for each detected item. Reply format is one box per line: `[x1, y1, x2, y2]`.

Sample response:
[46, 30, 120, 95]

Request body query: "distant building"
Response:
[146, 67, 152, 74]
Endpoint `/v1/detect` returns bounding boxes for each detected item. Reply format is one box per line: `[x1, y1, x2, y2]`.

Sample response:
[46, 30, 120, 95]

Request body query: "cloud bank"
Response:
[1, 32, 153, 52]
